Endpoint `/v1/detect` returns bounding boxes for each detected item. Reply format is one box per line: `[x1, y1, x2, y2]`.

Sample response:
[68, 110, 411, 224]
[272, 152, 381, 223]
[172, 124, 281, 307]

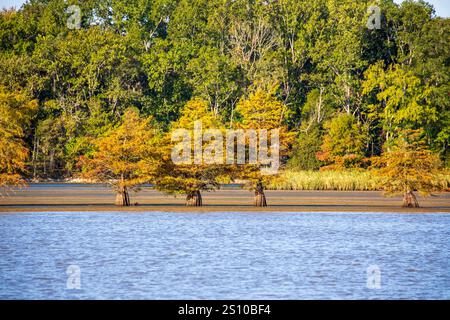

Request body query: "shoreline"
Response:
[0, 185, 449, 213]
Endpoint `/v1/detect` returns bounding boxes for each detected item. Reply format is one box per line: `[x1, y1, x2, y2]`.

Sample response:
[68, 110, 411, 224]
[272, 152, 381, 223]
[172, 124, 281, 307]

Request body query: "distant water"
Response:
[0, 211, 449, 300]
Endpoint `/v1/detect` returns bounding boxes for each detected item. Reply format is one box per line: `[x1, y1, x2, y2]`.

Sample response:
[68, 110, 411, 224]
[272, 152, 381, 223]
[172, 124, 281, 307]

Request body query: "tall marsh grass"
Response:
[433, 172, 450, 191]
[267, 170, 450, 191]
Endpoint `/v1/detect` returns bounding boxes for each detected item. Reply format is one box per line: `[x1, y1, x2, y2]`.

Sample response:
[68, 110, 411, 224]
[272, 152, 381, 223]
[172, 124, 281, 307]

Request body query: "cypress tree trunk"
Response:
[254, 181, 267, 207]
[115, 185, 131, 206]
[403, 191, 419, 208]
[186, 190, 202, 207]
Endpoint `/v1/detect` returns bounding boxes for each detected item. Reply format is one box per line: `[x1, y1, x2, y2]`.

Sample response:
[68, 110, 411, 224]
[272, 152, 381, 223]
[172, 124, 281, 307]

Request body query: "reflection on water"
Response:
[0, 211, 449, 299]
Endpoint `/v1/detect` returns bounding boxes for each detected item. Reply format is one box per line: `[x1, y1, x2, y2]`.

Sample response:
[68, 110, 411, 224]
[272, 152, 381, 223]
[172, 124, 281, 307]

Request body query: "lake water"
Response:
[0, 211, 449, 299]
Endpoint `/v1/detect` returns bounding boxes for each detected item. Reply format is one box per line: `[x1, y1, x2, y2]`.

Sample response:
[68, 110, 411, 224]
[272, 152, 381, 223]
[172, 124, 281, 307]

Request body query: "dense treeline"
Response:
[0, 1, 449, 186]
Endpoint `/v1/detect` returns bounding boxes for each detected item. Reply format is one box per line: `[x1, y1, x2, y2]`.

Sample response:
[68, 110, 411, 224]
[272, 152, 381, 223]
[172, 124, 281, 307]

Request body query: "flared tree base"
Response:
[254, 181, 268, 207]
[115, 187, 130, 206]
[254, 191, 267, 207]
[186, 190, 202, 207]
[403, 191, 419, 208]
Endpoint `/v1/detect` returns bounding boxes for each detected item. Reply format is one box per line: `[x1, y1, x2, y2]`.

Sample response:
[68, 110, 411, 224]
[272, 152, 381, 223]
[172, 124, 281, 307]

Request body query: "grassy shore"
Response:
[267, 170, 450, 191]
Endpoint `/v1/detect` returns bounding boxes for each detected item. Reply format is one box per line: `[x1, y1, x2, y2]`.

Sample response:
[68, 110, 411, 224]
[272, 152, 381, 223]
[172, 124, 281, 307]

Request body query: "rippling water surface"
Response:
[0, 211, 449, 299]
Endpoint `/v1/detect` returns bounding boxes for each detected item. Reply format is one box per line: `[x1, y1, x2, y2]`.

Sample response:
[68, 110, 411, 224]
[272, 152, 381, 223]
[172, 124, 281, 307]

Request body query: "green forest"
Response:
[0, 0, 449, 206]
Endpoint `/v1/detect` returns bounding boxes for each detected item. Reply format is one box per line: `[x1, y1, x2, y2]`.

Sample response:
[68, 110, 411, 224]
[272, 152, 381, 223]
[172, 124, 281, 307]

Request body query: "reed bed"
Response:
[267, 170, 450, 191]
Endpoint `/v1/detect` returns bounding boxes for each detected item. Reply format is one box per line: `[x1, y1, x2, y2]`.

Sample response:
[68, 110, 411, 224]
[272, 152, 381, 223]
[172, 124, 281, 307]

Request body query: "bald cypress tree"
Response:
[79, 109, 162, 206]
[234, 88, 294, 207]
[374, 130, 443, 208]
[156, 98, 230, 207]
[0, 87, 37, 193]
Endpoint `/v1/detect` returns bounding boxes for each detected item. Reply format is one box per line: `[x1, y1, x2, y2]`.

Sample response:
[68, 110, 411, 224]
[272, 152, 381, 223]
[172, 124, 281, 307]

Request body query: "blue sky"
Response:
[1, 0, 450, 17]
